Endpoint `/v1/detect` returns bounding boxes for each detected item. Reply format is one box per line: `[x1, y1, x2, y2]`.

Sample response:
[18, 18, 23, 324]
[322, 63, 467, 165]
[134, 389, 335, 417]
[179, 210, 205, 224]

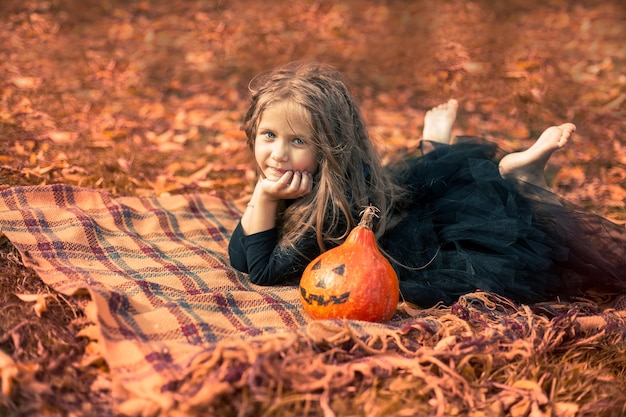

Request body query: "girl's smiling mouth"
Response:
[266, 167, 289, 177]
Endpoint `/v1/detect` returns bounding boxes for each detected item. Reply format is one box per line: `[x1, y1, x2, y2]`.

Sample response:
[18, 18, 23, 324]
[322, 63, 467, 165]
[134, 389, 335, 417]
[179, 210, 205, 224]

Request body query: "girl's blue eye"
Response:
[293, 138, 305, 145]
[265, 132, 276, 139]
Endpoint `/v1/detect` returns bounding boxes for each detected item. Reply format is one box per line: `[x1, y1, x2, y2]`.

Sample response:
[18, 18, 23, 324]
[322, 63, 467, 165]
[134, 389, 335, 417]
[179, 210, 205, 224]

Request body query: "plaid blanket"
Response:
[1, 184, 625, 416]
[0, 185, 315, 408]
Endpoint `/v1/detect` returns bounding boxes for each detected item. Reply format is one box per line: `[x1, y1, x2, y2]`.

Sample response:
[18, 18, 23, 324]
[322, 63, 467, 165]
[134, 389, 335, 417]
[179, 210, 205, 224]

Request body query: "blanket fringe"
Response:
[153, 292, 626, 417]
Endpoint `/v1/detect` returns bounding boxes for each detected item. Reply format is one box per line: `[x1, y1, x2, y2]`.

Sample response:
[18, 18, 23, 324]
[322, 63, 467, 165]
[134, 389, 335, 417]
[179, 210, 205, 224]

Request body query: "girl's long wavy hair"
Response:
[241, 62, 404, 251]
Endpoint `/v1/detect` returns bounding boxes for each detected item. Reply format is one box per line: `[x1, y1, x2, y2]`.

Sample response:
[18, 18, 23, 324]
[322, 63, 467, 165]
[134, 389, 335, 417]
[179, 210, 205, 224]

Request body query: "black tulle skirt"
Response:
[380, 139, 626, 308]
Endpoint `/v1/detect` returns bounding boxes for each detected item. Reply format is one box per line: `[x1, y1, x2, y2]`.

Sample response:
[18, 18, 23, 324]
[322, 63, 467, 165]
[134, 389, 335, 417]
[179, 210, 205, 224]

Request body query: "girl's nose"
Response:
[271, 140, 289, 161]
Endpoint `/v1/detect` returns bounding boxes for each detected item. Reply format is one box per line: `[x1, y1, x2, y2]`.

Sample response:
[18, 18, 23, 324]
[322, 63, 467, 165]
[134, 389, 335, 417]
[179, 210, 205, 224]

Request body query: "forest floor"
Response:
[0, 0, 625, 415]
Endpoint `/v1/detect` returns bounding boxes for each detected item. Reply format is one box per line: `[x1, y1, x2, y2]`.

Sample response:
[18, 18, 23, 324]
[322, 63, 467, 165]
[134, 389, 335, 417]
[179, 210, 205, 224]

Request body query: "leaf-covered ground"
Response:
[1, 0, 625, 415]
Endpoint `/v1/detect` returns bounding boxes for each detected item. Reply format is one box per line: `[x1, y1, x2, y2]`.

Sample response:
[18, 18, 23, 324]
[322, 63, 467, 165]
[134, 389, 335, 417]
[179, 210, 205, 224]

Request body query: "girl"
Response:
[228, 62, 626, 308]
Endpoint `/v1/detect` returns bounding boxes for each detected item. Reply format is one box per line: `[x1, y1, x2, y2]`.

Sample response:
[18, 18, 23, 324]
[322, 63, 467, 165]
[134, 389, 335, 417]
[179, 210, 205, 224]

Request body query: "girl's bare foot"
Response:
[422, 99, 458, 144]
[499, 123, 576, 189]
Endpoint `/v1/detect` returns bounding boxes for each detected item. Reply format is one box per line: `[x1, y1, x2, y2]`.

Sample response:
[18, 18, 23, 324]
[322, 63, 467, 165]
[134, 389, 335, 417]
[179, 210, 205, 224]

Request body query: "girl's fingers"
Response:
[300, 172, 313, 193]
[285, 171, 303, 193]
[262, 171, 313, 199]
[277, 170, 294, 186]
[291, 171, 314, 195]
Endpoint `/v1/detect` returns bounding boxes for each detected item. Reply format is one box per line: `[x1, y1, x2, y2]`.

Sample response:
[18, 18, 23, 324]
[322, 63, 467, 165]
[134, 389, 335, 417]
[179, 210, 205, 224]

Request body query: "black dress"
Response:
[229, 139, 626, 307]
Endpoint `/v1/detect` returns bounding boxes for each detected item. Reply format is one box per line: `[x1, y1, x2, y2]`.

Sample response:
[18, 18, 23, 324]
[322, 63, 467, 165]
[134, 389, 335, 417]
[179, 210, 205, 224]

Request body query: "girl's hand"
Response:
[241, 170, 313, 236]
[259, 170, 314, 201]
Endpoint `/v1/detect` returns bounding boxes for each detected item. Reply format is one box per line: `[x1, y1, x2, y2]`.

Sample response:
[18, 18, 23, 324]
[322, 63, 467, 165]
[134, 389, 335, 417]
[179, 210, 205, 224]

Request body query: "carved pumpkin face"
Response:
[300, 259, 351, 308]
[299, 207, 399, 322]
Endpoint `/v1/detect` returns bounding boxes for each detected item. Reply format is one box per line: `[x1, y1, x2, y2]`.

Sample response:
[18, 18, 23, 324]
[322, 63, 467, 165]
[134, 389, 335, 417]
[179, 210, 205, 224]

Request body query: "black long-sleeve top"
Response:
[228, 222, 326, 286]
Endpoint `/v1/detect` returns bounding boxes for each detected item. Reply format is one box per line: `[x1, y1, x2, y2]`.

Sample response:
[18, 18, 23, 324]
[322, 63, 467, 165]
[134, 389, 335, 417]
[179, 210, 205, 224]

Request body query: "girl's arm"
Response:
[230, 171, 317, 285]
[228, 222, 321, 285]
[239, 178, 280, 235]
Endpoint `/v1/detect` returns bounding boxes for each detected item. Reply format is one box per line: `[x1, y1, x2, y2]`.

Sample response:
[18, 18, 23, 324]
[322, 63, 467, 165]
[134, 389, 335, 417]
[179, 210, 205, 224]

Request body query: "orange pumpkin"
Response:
[299, 206, 399, 322]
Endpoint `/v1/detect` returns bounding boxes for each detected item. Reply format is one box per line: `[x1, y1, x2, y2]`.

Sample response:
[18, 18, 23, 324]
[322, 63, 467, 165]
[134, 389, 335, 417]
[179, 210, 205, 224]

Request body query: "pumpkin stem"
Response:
[358, 205, 380, 230]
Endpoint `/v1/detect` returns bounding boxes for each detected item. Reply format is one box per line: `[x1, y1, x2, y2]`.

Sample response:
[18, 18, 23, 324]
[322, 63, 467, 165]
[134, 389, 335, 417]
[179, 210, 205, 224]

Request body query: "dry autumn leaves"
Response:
[1, 0, 625, 415]
[1, 0, 625, 218]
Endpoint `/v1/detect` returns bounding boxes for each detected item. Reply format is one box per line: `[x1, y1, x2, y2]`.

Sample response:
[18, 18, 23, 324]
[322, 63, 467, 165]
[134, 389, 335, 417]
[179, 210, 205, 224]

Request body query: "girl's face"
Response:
[254, 101, 318, 181]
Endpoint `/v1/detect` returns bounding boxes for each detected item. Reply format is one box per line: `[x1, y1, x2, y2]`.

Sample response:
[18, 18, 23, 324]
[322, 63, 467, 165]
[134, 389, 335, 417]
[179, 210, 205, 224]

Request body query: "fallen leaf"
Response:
[0, 349, 18, 397]
[553, 401, 579, 417]
[463, 62, 489, 74]
[15, 293, 57, 317]
[603, 93, 626, 111]
[509, 397, 531, 417]
[117, 157, 132, 173]
[10, 76, 42, 90]
[46, 131, 78, 143]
